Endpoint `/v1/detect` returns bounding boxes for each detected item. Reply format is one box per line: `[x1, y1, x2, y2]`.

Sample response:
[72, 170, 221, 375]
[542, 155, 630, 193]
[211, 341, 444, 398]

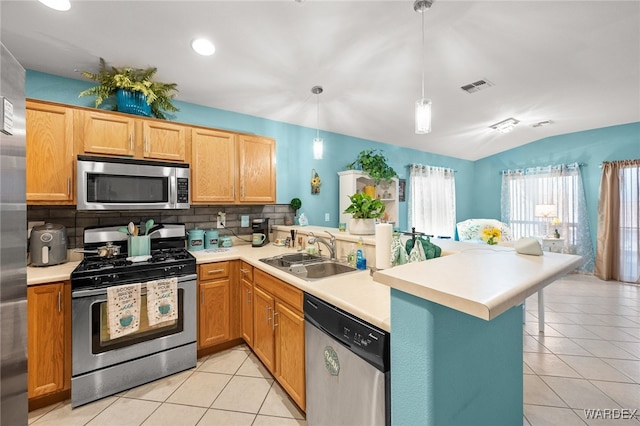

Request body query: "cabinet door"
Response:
[191, 128, 236, 203]
[141, 120, 187, 162]
[198, 279, 231, 349]
[27, 282, 66, 398]
[240, 265, 254, 347]
[26, 102, 75, 203]
[80, 110, 136, 156]
[252, 286, 275, 372]
[238, 135, 275, 203]
[275, 301, 306, 410]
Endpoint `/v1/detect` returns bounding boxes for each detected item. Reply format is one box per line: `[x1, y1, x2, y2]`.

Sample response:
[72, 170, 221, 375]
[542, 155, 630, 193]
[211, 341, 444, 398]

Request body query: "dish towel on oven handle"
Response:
[146, 277, 178, 326]
[106, 283, 141, 338]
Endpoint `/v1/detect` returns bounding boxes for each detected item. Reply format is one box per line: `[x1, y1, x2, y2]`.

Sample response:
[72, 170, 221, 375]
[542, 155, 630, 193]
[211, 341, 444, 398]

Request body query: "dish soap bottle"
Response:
[356, 238, 367, 270]
[347, 243, 357, 267]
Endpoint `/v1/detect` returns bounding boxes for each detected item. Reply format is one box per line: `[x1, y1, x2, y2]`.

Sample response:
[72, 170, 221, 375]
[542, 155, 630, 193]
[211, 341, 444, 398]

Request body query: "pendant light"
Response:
[311, 85, 323, 160]
[414, 0, 433, 134]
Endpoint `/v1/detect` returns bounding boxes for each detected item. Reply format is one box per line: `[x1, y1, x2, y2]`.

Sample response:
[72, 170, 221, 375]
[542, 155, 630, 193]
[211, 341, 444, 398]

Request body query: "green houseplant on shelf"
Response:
[345, 149, 398, 185]
[343, 192, 385, 235]
[79, 57, 179, 119]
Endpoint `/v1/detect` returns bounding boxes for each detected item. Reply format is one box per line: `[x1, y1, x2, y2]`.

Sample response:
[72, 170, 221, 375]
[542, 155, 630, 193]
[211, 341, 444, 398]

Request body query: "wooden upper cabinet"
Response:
[79, 109, 136, 156]
[141, 120, 187, 162]
[78, 109, 187, 162]
[191, 128, 237, 203]
[26, 101, 75, 203]
[238, 135, 276, 204]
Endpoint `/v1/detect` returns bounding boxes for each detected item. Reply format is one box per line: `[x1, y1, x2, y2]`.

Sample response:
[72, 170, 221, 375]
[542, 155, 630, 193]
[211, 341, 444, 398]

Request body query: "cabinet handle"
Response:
[67, 178, 71, 196]
[57, 291, 61, 313]
[129, 134, 134, 151]
[240, 268, 249, 274]
[272, 311, 278, 330]
[207, 269, 225, 274]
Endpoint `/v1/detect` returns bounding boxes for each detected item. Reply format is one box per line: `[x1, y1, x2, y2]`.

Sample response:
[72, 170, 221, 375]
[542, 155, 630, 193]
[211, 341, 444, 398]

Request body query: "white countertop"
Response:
[373, 240, 583, 321]
[27, 238, 583, 330]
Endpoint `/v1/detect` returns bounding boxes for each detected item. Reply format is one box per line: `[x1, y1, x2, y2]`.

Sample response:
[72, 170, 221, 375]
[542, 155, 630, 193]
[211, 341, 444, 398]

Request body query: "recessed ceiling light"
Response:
[38, 0, 71, 11]
[489, 117, 520, 134]
[191, 38, 215, 56]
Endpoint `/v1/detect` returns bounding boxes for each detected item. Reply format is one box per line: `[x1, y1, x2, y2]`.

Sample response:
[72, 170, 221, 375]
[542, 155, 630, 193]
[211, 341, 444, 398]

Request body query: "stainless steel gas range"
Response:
[70, 224, 196, 407]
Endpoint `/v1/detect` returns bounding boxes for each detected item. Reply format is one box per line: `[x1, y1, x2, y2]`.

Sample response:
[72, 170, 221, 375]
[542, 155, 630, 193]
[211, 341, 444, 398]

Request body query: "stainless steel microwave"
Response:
[76, 155, 190, 210]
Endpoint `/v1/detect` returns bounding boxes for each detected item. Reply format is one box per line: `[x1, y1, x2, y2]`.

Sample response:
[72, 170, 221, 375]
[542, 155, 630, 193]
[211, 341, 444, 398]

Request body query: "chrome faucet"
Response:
[308, 231, 337, 260]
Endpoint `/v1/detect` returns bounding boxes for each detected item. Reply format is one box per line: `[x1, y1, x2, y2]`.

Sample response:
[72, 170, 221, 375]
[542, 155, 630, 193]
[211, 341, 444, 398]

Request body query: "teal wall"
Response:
[26, 70, 475, 231]
[26, 70, 639, 239]
[473, 122, 640, 250]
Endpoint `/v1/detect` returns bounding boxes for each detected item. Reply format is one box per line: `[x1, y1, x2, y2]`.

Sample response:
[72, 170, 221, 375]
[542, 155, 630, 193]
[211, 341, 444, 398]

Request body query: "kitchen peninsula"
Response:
[373, 243, 583, 426]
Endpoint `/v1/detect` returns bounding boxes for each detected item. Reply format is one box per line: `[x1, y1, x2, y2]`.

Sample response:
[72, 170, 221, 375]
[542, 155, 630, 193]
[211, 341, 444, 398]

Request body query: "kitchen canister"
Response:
[186, 227, 205, 251]
[204, 229, 219, 249]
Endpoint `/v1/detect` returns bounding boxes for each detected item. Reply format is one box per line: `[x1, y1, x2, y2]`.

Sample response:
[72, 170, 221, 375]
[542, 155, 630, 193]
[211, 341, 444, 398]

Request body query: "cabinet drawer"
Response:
[199, 262, 230, 280]
[240, 261, 254, 282]
[255, 269, 303, 312]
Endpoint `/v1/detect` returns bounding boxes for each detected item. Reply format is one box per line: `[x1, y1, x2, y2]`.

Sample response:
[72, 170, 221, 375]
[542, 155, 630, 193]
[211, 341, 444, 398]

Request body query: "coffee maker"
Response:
[251, 218, 270, 247]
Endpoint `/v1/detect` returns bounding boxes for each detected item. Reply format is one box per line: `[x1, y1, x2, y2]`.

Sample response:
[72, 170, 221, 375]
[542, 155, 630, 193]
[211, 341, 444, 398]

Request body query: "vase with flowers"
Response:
[481, 227, 502, 245]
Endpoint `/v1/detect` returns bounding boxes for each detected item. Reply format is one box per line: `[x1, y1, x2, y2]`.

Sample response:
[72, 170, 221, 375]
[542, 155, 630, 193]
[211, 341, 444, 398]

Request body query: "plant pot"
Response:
[116, 89, 151, 117]
[348, 218, 375, 235]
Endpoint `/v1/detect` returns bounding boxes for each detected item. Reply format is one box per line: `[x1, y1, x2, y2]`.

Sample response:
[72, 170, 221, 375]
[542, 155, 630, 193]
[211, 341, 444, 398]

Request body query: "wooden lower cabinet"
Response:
[27, 281, 71, 401]
[253, 269, 305, 410]
[240, 262, 254, 347]
[197, 262, 231, 349]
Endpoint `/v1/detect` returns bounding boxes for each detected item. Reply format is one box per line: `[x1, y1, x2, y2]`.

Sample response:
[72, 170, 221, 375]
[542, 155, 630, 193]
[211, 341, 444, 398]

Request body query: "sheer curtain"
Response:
[595, 160, 640, 283]
[408, 164, 456, 237]
[500, 162, 594, 272]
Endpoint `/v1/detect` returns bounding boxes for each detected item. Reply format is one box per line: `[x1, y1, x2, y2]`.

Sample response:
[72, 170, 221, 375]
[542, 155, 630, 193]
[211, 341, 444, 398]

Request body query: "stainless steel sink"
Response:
[259, 254, 358, 281]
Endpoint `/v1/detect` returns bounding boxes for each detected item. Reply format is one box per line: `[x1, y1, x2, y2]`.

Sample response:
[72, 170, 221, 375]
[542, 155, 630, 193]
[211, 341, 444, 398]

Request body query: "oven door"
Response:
[71, 275, 196, 377]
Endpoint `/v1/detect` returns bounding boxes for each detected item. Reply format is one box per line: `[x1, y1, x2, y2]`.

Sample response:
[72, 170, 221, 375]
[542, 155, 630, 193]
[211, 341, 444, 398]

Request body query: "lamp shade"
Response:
[415, 98, 432, 134]
[313, 137, 323, 160]
[535, 204, 557, 218]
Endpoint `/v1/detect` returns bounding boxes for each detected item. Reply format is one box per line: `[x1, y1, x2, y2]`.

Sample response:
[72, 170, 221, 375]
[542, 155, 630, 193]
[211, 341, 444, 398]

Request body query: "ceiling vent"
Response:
[461, 79, 494, 94]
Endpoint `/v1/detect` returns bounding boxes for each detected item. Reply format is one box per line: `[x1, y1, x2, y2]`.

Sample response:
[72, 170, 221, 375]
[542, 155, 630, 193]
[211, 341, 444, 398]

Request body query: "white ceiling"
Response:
[2, 0, 639, 160]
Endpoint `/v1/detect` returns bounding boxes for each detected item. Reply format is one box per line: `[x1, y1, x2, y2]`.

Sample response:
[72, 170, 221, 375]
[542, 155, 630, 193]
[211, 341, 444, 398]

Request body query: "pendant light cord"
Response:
[421, 7, 425, 99]
[316, 93, 320, 139]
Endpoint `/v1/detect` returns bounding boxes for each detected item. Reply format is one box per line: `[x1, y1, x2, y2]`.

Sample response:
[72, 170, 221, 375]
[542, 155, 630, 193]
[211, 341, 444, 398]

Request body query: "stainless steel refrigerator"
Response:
[0, 42, 27, 425]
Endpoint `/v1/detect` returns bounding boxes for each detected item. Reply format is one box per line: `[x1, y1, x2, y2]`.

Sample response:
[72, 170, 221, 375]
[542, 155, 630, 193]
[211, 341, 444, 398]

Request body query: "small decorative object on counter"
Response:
[311, 169, 321, 194]
[298, 213, 309, 226]
[297, 236, 304, 252]
[338, 222, 347, 232]
[551, 217, 561, 238]
[186, 227, 205, 251]
[290, 198, 302, 221]
[347, 243, 357, 267]
[220, 235, 233, 247]
[204, 229, 219, 249]
[356, 237, 367, 270]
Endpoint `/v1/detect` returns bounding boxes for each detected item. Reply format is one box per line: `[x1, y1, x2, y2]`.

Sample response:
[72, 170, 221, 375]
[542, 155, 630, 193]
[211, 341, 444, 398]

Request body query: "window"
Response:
[501, 163, 594, 272]
[408, 164, 456, 238]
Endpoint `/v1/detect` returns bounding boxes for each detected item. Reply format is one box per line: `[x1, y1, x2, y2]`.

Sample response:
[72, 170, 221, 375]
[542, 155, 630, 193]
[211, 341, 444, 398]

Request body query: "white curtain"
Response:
[408, 164, 456, 237]
[500, 162, 594, 272]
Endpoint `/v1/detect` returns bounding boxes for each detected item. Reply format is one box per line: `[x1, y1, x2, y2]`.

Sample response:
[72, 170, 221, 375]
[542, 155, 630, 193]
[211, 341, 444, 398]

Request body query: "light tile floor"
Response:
[28, 274, 639, 425]
[28, 346, 306, 426]
[523, 274, 640, 425]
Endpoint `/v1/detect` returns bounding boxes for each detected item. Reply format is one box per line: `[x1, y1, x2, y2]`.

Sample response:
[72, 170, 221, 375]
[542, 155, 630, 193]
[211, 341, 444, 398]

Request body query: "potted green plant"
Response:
[345, 149, 398, 185]
[287, 197, 302, 225]
[79, 57, 179, 119]
[343, 193, 385, 235]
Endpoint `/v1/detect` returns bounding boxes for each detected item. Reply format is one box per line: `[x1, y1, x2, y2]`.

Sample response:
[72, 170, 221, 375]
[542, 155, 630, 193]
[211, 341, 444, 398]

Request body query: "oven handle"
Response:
[71, 274, 197, 298]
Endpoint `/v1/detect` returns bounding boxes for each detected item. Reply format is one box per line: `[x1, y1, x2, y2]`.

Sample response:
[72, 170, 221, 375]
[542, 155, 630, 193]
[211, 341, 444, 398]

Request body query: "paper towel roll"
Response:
[375, 223, 393, 269]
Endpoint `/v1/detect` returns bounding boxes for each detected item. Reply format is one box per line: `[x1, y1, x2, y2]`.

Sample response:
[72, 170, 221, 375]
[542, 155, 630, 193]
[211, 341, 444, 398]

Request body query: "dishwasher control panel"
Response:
[304, 293, 389, 372]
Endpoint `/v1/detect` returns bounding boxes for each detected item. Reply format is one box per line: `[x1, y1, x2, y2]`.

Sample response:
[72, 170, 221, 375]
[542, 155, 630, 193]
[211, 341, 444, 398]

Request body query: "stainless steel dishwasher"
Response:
[304, 293, 390, 426]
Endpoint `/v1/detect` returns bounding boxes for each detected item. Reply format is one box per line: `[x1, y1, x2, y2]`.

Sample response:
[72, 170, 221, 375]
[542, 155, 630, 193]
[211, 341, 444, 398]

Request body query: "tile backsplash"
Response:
[27, 204, 295, 248]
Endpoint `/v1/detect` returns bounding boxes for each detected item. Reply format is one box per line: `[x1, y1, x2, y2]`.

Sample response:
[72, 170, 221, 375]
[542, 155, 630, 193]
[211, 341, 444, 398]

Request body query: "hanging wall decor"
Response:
[311, 169, 321, 194]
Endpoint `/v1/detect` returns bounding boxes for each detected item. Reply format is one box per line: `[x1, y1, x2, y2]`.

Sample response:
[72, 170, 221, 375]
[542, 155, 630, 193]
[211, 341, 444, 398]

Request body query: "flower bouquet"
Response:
[311, 169, 321, 194]
[481, 227, 502, 245]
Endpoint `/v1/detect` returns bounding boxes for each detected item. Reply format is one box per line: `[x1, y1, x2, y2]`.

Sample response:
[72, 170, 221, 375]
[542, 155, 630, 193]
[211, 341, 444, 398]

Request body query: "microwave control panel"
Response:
[177, 178, 189, 203]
